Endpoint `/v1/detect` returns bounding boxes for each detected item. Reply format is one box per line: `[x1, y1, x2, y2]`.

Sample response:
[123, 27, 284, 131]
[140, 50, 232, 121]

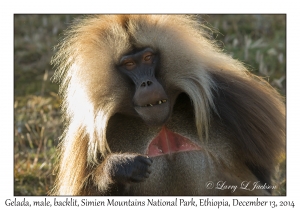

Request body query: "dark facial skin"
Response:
[118, 48, 170, 126]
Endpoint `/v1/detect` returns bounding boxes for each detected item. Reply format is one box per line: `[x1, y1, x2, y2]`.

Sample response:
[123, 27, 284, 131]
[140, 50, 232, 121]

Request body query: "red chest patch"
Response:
[146, 126, 201, 157]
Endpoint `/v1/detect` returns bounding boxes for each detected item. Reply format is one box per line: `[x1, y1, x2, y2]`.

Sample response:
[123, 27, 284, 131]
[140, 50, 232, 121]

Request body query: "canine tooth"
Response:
[158, 100, 162, 104]
[149, 104, 153, 106]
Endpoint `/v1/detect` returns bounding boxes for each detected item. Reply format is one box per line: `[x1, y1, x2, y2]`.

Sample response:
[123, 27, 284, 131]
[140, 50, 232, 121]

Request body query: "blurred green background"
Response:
[14, 14, 286, 196]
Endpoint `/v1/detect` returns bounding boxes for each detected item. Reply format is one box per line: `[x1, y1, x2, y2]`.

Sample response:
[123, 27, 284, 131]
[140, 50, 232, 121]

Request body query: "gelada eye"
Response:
[144, 54, 152, 61]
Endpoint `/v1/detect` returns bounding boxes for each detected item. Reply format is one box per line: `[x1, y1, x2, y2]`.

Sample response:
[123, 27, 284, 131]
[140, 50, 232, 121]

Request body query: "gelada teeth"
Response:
[142, 99, 168, 107]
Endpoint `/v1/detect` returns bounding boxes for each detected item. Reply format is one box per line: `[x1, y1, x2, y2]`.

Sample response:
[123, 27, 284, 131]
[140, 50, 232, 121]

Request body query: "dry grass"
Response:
[14, 14, 286, 196]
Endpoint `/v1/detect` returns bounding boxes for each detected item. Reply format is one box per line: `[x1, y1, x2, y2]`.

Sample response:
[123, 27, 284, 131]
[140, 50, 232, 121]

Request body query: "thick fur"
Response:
[51, 15, 285, 195]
